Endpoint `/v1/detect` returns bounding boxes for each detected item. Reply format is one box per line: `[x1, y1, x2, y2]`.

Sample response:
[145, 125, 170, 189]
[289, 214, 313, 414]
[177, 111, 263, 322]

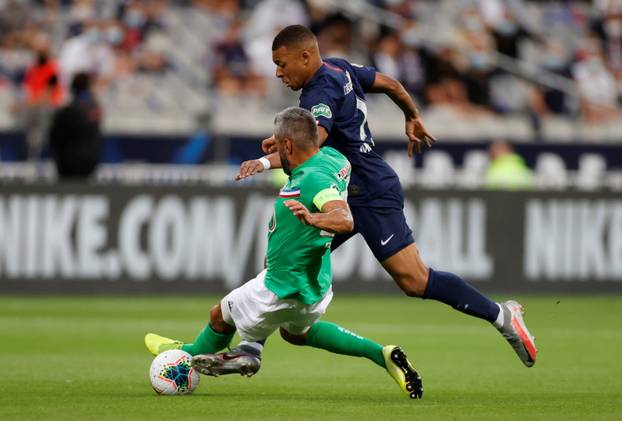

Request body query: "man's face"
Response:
[272, 46, 308, 91]
[277, 137, 292, 175]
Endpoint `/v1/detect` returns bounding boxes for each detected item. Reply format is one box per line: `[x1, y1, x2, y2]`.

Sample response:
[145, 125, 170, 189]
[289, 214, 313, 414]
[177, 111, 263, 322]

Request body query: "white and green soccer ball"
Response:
[149, 349, 200, 395]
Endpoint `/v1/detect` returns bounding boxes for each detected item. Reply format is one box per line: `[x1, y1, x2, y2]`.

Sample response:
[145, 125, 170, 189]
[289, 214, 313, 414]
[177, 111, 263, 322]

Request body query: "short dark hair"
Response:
[274, 107, 319, 150]
[71, 72, 91, 95]
[272, 25, 316, 51]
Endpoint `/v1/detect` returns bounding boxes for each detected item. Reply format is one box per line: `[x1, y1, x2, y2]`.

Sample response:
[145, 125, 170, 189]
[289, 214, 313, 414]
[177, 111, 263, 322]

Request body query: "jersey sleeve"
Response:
[348, 62, 377, 92]
[313, 187, 342, 211]
[299, 88, 337, 133]
[301, 173, 342, 212]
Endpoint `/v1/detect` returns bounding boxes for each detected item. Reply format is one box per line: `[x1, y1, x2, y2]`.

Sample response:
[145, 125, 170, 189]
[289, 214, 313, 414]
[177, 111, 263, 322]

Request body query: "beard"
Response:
[279, 149, 291, 176]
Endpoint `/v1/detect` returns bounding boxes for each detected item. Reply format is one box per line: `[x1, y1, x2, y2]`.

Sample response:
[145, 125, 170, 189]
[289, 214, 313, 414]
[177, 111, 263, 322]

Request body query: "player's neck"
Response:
[303, 59, 323, 87]
[290, 148, 320, 170]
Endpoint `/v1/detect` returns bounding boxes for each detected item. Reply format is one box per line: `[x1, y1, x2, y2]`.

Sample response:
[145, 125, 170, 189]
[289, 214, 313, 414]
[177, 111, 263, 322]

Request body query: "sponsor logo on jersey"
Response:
[337, 162, 351, 181]
[311, 103, 332, 119]
[344, 71, 353, 95]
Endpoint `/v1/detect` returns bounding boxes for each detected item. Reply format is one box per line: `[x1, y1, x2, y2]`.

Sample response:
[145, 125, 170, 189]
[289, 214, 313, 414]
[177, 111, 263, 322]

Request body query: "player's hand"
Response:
[284, 200, 315, 226]
[406, 115, 436, 157]
[261, 135, 277, 154]
[235, 159, 264, 181]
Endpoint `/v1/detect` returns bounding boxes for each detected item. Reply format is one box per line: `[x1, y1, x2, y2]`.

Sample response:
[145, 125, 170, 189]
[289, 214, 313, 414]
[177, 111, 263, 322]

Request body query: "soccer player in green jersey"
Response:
[145, 107, 423, 399]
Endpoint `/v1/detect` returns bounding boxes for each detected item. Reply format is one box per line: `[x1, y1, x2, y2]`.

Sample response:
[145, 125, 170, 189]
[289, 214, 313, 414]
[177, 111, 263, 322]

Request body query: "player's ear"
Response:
[301, 50, 310, 65]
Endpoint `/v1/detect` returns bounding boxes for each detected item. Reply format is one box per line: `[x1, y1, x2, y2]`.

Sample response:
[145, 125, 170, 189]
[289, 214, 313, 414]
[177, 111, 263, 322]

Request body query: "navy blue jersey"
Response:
[299, 57, 400, 207]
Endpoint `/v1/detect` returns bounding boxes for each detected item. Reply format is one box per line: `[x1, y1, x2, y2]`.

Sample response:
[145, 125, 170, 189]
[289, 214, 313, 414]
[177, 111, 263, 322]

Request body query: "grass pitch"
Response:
[1, 294, 621, 420]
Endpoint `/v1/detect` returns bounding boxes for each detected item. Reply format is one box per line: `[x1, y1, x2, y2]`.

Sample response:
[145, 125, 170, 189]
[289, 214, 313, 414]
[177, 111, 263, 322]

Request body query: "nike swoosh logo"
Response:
[221, 354, 240, 361]
[380, 234, 395, 246]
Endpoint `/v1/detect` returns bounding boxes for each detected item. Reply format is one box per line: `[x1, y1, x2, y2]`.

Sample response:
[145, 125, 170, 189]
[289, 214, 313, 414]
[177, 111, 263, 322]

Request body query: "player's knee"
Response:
[397, 272, 429, 297]
[209, 304, 235, 333]
[280, 327, 306, 346]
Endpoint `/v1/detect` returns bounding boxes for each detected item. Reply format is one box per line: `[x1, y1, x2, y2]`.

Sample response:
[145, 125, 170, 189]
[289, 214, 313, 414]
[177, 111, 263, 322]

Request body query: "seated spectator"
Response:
[211, 20, 266, 96]
[485, 139, 534, 190]
[572, 40, 620, 123]
[422, 45, 489, 116]
[58, 21, 117, 90]
[529, 40, 573, 116]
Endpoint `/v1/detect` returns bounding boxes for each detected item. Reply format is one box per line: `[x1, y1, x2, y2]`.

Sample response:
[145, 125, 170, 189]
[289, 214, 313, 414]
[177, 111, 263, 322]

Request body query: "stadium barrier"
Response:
[0, 183, 620, 293]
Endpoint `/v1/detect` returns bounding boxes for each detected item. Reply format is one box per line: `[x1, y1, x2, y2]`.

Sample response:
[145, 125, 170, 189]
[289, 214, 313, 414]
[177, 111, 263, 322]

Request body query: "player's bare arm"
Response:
[370, 72, 436, 157]
[284, 199, 353, 234]
[235, 153, 281, 180]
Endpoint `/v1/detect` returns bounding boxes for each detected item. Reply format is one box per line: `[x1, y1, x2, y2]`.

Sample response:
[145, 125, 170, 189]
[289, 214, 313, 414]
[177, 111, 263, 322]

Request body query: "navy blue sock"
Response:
[423, 268, 499, 323]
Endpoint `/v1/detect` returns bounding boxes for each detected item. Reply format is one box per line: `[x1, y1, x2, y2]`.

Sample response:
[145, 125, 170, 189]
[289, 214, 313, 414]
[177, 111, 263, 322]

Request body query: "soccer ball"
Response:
[149, 349, 200, 395]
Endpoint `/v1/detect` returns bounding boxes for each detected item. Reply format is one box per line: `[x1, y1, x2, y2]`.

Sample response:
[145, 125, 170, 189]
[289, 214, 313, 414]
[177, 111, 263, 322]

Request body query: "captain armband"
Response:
[313, 188, 342, 211]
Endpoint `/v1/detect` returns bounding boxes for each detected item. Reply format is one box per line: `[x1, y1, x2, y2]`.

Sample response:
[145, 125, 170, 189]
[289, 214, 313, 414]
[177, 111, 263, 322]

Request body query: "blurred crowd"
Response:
[0, 0, 622, 158]
[205, 0, 622, 123]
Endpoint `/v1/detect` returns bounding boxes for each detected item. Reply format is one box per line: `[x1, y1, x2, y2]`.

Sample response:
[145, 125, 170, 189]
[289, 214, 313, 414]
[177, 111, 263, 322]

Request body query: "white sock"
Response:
[493, 303, 504, 328]
[238, 340, 264, 354]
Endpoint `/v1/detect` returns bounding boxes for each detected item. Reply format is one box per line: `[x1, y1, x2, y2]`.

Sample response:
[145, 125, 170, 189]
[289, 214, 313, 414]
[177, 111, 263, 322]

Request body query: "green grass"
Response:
[1, 294, 621, 420]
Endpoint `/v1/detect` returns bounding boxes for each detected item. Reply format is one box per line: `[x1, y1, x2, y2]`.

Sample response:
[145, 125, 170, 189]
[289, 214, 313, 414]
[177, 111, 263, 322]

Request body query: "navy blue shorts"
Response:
[331, 184, 414, 262]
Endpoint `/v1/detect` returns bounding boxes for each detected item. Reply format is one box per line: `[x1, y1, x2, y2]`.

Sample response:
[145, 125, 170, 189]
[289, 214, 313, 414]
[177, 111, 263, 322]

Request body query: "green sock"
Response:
[181, 323, 234, 356]
[306, 321, 386, 368]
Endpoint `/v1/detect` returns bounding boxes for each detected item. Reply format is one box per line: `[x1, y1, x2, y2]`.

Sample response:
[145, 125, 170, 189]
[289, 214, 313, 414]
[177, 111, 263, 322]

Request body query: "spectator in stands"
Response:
[399, 24, 427, 103]
[592, 3, 622, 72]
[485, 139, 534, 190]
[58, 21, 116, 90]
[21, 48, 63, 160]
[529, 40, 573, 117]
[211, 19, 266, 96]
[572, 39, 620, 123]
[490, 8, 534, 60]
[462, 29, 495, 110]
[371, 30, 402, 81]
[243, 0, 308, 79]
[422, 44, 489, 116]
[316, 13, 361, 62]
[373, 26, 425, 104]
[120, 2, 148, 52]
[49, 72, 102, 180]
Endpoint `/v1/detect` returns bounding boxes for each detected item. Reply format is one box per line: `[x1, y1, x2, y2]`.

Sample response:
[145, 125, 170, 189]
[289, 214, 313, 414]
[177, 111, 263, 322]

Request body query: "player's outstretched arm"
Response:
[370, 72, 436, 157]
[262, 128, 329, 155]
[284, 199, 353, 234]
[235, 152, 282, 181]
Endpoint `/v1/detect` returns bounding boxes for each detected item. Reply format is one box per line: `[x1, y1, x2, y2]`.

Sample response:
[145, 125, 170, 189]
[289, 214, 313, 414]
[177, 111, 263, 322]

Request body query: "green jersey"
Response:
[264, 147, 351, 304]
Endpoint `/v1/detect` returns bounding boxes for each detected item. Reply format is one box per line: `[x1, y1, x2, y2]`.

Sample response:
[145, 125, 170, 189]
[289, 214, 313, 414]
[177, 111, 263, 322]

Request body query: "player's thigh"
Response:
[280, 288, 333, 337]
[355, 204, 415, 262]
[220, 270, 285, 342]
[380, 242, 429, 295]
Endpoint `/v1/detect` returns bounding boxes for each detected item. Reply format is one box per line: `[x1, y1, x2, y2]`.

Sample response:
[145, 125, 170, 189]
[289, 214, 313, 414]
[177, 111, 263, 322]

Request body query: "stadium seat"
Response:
[457, 150, 489, 189]
[384, 151, 416, 187]
[575, 154, 606, 191]
[534, 153, 568, 189]
[418, 150, 456, 188]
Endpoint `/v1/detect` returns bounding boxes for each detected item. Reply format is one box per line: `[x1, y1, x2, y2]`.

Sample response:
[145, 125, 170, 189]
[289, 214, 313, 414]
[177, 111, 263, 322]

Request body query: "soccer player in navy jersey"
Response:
[215, 25, 536, 376]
